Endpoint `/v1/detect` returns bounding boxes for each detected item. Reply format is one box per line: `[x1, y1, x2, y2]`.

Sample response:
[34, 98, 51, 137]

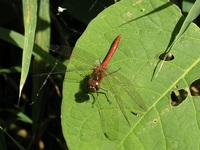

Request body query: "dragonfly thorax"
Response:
[87, 65, 106, 92]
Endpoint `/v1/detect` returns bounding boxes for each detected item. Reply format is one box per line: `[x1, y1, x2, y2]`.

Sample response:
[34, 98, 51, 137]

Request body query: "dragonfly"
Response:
[87, 35, 137, 125]
[61, 35, 146, 140]
[38, 35, 147, 140]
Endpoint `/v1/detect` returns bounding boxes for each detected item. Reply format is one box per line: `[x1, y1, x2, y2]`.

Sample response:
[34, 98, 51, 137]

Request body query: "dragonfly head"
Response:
[87, 80, 100, 93]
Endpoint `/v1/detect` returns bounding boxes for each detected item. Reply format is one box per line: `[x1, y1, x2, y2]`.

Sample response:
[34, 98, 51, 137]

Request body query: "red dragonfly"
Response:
[87, 35, 121, 92]
[36, 35, 146, 140]
[64, 34, 147, 140]
[87, 35, 133, 125]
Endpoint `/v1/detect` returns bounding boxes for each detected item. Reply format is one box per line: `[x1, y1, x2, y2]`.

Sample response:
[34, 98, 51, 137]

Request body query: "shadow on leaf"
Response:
[75, 75, 90, 103]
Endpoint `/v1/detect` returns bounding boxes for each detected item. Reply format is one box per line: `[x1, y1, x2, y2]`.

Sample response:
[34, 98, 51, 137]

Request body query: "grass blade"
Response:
[155, 0, 200, 77]
[19, 0, 38, 105]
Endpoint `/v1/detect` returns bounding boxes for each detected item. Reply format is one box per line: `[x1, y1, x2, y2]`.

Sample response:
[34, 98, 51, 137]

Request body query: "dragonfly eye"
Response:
[88, 85, 97, 92]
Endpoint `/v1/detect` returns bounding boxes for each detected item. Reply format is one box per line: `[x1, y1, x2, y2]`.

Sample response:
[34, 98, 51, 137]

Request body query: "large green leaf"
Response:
[61, 0, 200, 149]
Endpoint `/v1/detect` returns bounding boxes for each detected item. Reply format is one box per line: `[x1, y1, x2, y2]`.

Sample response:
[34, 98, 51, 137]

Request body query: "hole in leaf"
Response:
[171, 89, 188, 106]
[153, 119, 158, 123]
[131, 111, 140, 117]
[190, 79, 200, 96]
[159, 52, 174, 61]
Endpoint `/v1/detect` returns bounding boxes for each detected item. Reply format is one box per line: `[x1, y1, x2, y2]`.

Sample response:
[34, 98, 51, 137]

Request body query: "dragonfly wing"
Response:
[109, 71, 147, 111]
[97, 97, 119, 141]
[102, 71, 147, 125]
[104, 76, 131, 125]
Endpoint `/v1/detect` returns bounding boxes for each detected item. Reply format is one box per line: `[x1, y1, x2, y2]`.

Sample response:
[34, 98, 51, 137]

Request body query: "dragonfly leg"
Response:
[91, 92, 99, 107]
[99, 87, 112, 104]
[91, 90, 112, 108]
